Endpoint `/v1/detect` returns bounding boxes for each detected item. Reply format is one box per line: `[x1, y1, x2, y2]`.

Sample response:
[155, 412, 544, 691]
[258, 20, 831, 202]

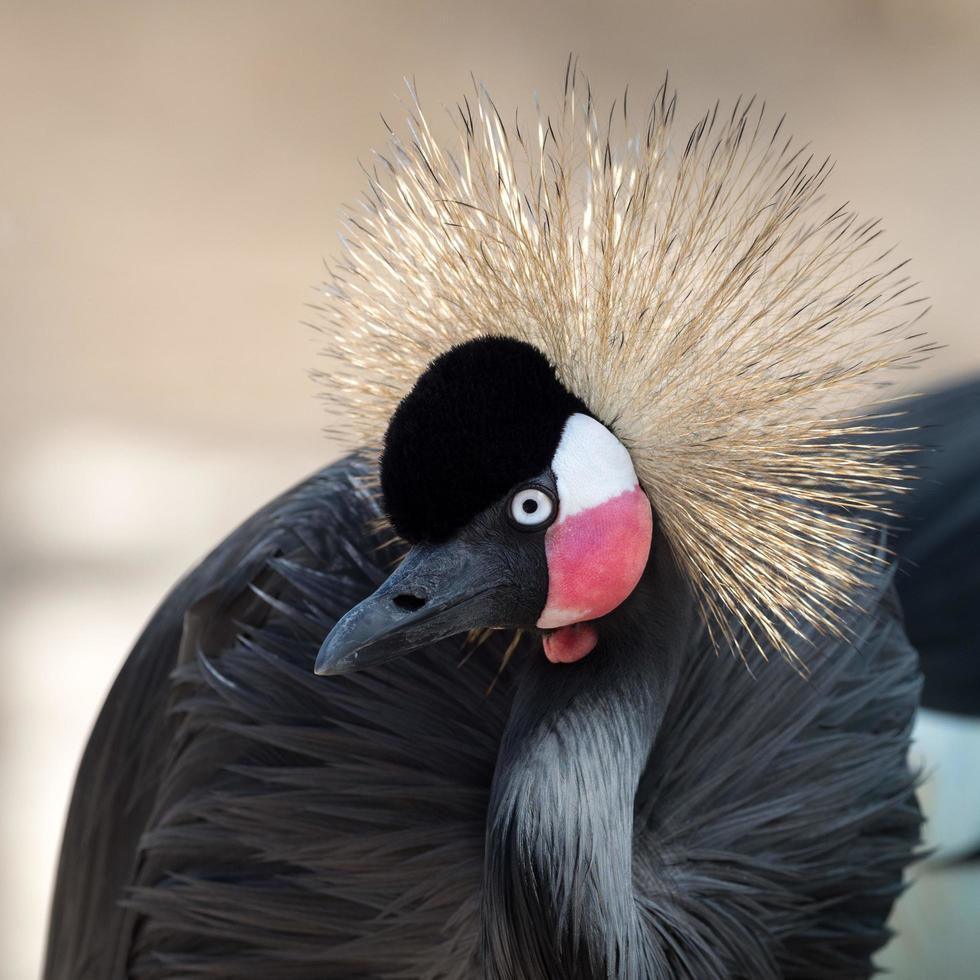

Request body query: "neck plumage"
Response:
[482, 543, 695, 980]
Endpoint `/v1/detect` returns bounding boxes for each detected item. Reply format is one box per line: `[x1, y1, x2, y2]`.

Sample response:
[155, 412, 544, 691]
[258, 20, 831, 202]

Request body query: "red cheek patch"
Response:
[537, 486, 652, 632]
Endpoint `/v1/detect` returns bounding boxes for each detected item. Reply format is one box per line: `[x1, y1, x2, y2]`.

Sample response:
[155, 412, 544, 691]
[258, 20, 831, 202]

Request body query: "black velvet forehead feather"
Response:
[380, 336, 590, 542]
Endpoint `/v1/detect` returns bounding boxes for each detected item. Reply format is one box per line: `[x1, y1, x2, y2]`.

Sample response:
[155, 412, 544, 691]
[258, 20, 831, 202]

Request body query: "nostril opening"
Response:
[393, 593, 426, 612]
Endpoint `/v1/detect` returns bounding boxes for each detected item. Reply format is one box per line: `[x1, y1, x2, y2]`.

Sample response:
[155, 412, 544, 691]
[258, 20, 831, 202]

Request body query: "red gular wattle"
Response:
[537, 485, 653, 633]
[542, 622, 599, 664]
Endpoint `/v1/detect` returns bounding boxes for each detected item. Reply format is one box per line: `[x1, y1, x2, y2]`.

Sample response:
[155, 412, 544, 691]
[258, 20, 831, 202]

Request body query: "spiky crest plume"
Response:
[312, 65, 932, 666]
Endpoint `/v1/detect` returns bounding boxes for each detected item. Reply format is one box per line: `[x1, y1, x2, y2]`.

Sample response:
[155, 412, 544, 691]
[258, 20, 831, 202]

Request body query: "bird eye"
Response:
[508, 486, 557, 530]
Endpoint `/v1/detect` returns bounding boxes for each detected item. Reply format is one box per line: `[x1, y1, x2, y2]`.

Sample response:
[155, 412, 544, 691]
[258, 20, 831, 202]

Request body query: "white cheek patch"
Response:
[550, 413, 640, 516]
[538, 412, 653, 639]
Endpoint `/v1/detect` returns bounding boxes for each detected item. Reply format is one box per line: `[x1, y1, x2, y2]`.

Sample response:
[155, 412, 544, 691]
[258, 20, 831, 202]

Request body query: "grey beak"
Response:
[314, 538, 508, 676]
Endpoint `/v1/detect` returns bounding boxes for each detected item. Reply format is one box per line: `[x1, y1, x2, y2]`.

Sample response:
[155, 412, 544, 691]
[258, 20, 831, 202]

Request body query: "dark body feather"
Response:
[44, 378, 980, 978]
[889, 376, 980, 716]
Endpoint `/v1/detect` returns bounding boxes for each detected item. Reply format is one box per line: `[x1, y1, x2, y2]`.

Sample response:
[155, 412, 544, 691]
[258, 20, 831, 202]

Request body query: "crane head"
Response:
[314, 336, 653, 675]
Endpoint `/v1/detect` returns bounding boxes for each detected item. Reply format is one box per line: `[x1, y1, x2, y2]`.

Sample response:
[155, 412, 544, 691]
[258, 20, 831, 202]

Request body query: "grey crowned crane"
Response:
[46, 71, 974, 980]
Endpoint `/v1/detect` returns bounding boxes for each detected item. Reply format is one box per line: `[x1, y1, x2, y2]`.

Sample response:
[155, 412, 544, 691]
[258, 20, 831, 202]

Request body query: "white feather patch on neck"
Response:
[550, 414, 640, 520]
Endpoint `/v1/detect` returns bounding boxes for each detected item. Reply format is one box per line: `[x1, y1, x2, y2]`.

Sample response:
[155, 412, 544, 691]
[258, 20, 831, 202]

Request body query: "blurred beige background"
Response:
[1, 2, 978, 977]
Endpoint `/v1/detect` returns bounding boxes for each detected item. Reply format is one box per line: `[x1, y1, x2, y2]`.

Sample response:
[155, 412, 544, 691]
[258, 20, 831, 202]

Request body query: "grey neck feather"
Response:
[482, 541, 696, 980]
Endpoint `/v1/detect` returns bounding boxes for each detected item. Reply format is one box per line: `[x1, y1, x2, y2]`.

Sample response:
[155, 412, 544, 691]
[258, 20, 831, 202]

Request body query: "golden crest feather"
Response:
[312, 67, 933, 668]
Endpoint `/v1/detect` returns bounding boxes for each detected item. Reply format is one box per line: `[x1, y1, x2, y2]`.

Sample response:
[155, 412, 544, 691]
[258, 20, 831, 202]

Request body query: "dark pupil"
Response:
[522, 498, 538, 514]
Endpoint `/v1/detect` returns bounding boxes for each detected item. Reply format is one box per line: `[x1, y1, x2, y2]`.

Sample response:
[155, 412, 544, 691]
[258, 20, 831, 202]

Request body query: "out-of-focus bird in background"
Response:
[43, 70, 978, 979]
